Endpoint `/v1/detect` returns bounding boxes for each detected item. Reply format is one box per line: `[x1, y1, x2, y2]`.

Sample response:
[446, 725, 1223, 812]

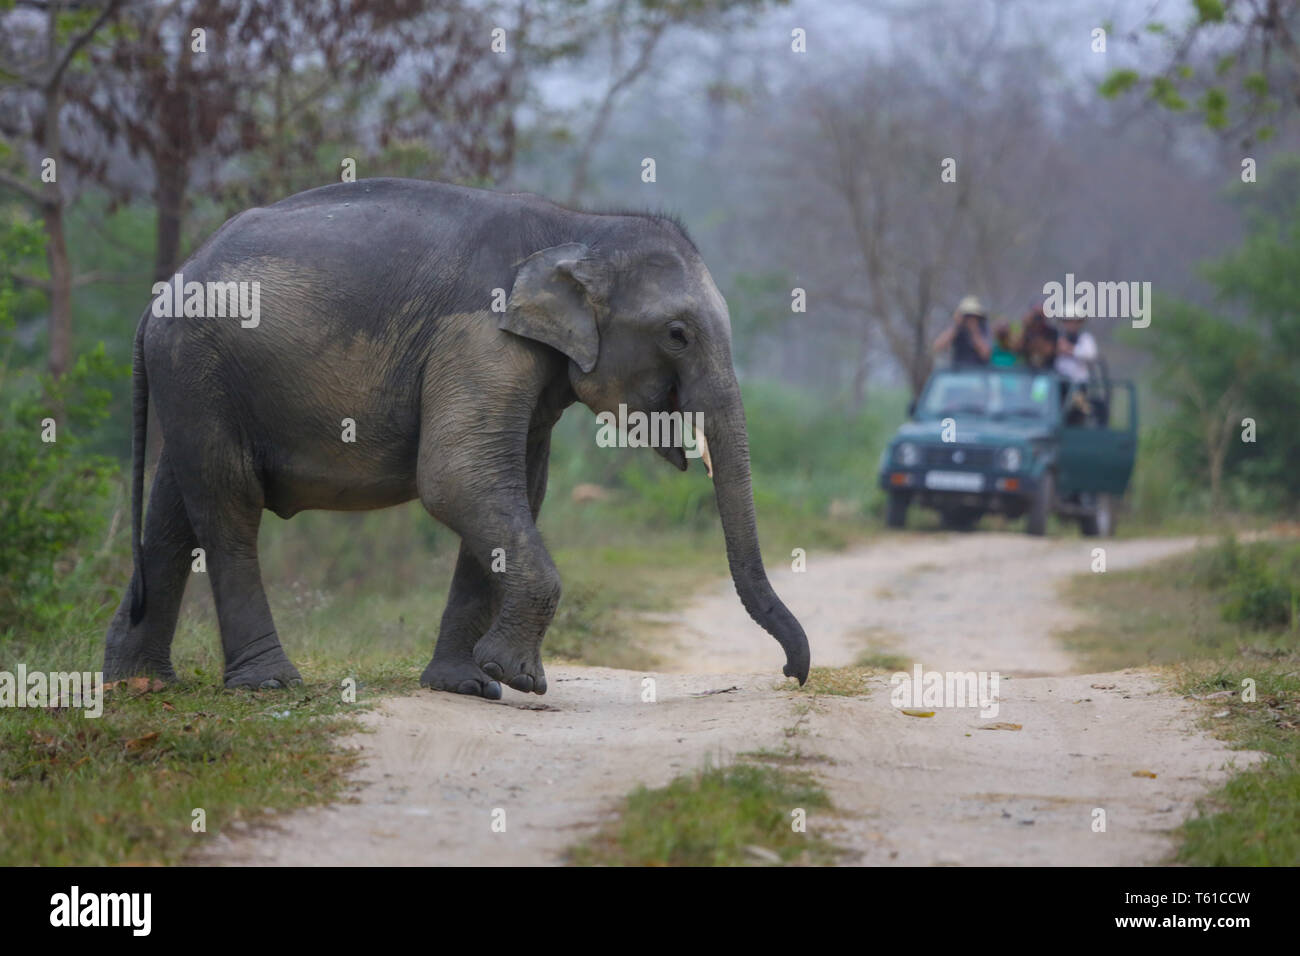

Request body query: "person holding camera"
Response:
[932, 295, 992, 366]
[1053, 303, 1102, 425]
[1054, 304, 1098, 384]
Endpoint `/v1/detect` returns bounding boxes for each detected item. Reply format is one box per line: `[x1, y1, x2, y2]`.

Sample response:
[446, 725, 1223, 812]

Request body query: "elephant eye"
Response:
[666, 321, 690, 350]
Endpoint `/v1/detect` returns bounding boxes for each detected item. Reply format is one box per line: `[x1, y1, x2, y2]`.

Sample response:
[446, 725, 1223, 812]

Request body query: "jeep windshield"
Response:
[916, 369, 1055, 422]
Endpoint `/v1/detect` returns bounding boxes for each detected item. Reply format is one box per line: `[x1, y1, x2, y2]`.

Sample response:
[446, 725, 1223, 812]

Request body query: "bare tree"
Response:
[0, 0, 125, 377]
[563, 0, 774, 205]
[79, 0, 524, 282]
[780, 54, 1053, 398]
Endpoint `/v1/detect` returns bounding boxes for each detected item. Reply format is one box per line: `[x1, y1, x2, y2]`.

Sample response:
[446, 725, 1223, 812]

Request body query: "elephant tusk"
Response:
[697, 426, 714, 479]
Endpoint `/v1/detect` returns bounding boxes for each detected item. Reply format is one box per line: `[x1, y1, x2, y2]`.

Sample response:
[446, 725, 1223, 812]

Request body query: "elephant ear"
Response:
[502, 243, 606, 374]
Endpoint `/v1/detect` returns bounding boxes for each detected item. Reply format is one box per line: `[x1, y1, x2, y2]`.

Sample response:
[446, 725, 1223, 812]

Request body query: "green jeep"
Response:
[878, 364, 1137, 536]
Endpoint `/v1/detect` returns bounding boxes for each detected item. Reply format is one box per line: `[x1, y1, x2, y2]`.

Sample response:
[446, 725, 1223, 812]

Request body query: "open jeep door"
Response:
[1058, 378, 1138, 497]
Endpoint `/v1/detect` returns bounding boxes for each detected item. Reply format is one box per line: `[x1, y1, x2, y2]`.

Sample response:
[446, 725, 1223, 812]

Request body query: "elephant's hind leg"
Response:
[180, 471, 300, 690]
[420, 542, 503, 699]
[103, 454, 196, 682]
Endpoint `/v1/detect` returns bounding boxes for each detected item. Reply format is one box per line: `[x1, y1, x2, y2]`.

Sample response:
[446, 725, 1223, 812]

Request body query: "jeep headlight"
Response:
[896, 442, 920, 467]
[998, 446, 1023, 471]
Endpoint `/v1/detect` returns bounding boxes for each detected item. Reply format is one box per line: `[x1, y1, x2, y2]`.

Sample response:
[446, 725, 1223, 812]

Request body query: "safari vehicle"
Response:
[878, 363, 1137, 536]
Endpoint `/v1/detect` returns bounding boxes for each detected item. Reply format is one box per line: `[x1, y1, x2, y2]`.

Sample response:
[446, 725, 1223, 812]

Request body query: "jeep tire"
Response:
[1027, 470, 1054, 536]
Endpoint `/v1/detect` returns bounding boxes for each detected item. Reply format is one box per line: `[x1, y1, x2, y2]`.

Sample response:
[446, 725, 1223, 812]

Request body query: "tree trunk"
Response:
[154, 161, 188, 283]
[40, 80, 71, 378]
[1208, 439, 1225, 514]
[44, 203, 72, 378]
[851, 332, 870, 409]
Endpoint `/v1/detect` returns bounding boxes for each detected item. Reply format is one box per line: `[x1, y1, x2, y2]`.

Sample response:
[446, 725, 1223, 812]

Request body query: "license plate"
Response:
[925, 471, 984, 492]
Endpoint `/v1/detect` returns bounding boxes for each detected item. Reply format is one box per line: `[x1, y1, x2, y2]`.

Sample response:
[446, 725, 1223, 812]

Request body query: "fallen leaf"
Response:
[124, 732, 160, 752]
[28, 730, 59, 755]
[979, 722, 1022, 731]
[1090, 683, 1117, 690]
[900, 709, 935, 718]
[1132, 770, 1158, 779]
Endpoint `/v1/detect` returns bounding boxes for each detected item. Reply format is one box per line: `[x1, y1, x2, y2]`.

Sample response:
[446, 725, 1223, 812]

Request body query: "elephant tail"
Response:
[128, 313, 149, 625]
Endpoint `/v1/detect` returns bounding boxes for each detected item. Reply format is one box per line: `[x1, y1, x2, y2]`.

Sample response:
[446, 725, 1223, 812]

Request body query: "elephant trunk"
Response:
[692, 376, 810, 684]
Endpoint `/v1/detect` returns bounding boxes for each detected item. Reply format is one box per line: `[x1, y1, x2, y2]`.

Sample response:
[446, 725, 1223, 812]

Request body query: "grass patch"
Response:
[847, 625, 910, 674]
[569, 761, 841, 866]
[741, 744, 837, 767]
[1057, 537, 1299, 671]
[0, 675, 389, 865]
[1172, 660, 1300, 866]
[854, 650, 911, 672]
[792, 665, 876, 697]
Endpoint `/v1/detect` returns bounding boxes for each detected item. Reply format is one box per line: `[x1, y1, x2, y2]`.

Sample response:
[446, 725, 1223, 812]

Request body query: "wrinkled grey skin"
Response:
[103, 179, 810, 698]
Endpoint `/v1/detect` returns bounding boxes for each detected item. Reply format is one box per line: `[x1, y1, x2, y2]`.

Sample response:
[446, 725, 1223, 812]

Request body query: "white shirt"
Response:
[1055, 330, 1097, 383]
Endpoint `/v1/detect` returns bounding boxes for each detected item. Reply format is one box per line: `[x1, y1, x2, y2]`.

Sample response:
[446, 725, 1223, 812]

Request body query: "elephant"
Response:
[102, 178, 811, 698]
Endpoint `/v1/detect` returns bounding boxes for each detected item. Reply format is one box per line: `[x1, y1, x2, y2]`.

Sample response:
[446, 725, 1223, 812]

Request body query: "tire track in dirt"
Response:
[199, 532, 1263, 866]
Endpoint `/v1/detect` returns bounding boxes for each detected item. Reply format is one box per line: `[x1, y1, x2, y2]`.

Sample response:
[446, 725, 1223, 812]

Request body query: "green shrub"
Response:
[1220, 543, 1300, 631]
[1190, 535, 1300, 632]
[1190, 533, 1243, 590]
[1221, 569, 1293, 629]
[0, 344, 124, 639]
[0, 214, 126, 642]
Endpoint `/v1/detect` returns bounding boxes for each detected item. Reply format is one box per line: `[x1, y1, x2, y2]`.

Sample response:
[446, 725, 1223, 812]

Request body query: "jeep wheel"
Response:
[1027, 471, 1054, 536]
[1080, 493, 1116, 537]
[886, 490, 910, 529]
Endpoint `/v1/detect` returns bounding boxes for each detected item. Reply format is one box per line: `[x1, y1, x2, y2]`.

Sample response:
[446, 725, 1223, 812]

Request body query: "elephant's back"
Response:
[168, 179, 555, 339]
[138, 183, 494, 504]
[139, 179, 562, 504]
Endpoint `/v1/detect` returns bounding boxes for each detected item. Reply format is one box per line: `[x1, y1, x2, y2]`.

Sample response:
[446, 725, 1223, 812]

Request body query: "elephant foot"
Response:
[104, 655, 178, 684]
[420, 657, 503, 700]
[472, 633, 547, 695]
[223, 640, 302, 690]
[104, 609, 178, 683]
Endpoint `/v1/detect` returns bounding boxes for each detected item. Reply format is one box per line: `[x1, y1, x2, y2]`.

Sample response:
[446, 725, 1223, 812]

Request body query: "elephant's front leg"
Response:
[420, 542, 504, 699]
[421, 425, 553, 699]
[419, 423, 560, 695]
[467, 512, 560, 694]
[430, 500, 559, 694]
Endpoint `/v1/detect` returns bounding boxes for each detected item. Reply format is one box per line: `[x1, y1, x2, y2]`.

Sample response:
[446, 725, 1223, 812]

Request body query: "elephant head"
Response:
[502, 220, 811, 684]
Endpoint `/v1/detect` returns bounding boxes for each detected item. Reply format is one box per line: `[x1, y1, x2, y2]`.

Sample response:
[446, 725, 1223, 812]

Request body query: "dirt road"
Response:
[200, 532, 1261, 866]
